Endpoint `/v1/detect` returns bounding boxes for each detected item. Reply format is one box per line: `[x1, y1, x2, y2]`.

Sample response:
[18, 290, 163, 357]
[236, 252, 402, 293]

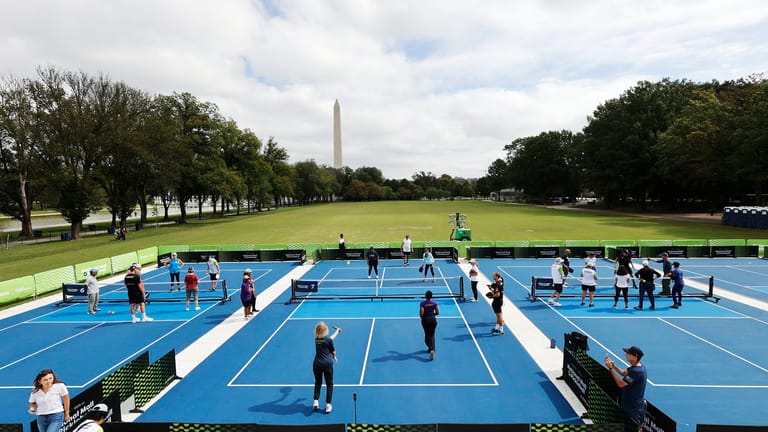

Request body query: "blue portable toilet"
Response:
[749, 209, 759, 229]
[737, 208, 749, 227]
[722, 207, 733, 226]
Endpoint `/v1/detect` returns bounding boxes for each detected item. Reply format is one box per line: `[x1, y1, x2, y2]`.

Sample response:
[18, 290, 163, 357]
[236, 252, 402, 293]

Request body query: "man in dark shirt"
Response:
[634, 261, 661, 310]
[125, 264, 152, 323]
[366, 246, 380, 279]
[605, 346, 648, 431]
[651, 253, 672, 295]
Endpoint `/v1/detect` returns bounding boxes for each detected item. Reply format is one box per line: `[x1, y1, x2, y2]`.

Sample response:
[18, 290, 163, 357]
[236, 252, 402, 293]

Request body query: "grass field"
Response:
[1, 200, 765, 281]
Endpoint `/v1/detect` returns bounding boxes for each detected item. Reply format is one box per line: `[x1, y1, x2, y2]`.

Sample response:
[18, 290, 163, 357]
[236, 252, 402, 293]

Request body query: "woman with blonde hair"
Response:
[313, 321, 341, 413]
[28, 369, 70, 432]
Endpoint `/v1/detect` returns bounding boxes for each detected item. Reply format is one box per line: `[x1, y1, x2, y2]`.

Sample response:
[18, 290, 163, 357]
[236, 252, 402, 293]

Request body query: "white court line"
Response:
[359, 319, 376, 385]
[245, 383, 498, 387]
[447, 285, 499, 386]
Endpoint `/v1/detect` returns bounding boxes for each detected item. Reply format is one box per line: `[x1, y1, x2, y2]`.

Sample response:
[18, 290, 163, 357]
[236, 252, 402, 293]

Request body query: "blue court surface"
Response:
[2, 257, 767, 431]
[493, 257, 768, 430]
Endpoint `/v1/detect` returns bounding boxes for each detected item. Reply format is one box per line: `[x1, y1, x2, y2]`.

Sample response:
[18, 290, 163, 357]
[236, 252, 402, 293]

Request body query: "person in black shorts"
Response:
[634, 260, 661, 310]
[125, 264, 152, 323]
[312, 322, 341, 414]
[488, 272, 505, 335]
[366, 246, 379, 279]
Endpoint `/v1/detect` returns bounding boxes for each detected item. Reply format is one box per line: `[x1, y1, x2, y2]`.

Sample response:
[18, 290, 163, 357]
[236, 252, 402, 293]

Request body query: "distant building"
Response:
[496, 188, 523, 201]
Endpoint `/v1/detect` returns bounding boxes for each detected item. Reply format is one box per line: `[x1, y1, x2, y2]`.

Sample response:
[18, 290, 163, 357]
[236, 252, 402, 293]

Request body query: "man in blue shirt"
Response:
[670, 261, 684, 309]
[605, 346, 647, 431]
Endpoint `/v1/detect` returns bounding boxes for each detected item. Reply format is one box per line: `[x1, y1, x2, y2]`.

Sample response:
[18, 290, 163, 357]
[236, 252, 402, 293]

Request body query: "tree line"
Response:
[476, 76, 768, 208]
[0, 67, 475, 239]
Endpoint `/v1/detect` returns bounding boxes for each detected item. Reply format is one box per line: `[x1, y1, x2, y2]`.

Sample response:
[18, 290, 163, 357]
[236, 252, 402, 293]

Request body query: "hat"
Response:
[661, 252, 669, 257]
[555, 257, 563, 264]
[642, 260, 649, 266]
[188, 266, 195, 272]
[129, 264, 137, 271]
[89, 268, 99, 274]
[244, 268, 252, 274]
[623, 346, 644, 359]
[91, 403, 109, 413]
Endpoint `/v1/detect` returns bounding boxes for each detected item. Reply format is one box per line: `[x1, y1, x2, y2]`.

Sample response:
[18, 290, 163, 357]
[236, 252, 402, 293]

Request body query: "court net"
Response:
[290, 276, 464, 301]
[529, 275, 719, 302]
[59, 280, 230, 305]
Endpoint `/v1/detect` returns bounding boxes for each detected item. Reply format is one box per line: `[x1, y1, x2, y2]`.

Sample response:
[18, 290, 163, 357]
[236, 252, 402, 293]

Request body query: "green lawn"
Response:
[0, 200, 764, 281]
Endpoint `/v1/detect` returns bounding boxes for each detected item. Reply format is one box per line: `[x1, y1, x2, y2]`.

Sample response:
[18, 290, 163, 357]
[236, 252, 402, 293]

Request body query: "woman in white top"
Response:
[401, 234, 413, 267]
[580, 262, 598, 307]
[468, 259, 480, 301]
[29, 369, 70, 432]
[613, 265, 634, 309]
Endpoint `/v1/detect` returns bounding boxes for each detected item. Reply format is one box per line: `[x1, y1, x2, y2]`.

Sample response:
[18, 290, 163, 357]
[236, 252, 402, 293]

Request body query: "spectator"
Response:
[548, 257, 564, 307]
[184, 266, 200, 311]
[604, 346, 648, 431]
[207, 256, 220, 291]
[488, 272, 505, 335]
[634, 261, 661, 311]
[85, 268, 100, 315]
[468, 259, 480, 302]
[28, 369, 70, 432]
[670, 261, 685, 309]
[166, 252, 185, 292]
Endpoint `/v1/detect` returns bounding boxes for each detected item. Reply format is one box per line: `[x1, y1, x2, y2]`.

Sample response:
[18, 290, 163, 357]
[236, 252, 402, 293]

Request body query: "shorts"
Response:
[492, 300, 503, 314]
[553, 283, 563, 293]
[128, 288, 144, 304]
[170, 272, 181, 282]
[403, 251, 412, 256]
[209, 273, 218, 280]
[581, 284, 596, 292]
[241, 298, 252, 307]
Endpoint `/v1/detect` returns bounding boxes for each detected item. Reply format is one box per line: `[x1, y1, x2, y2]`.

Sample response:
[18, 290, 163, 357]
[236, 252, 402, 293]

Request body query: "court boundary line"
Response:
[359, 318, 376, 385]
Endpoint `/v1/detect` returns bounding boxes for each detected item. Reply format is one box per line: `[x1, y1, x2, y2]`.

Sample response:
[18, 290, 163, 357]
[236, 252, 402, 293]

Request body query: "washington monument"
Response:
[333, 99, 342, 168]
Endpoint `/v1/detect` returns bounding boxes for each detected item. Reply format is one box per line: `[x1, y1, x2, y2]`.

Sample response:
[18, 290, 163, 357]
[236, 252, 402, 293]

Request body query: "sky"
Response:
[2, 1, 768, 180]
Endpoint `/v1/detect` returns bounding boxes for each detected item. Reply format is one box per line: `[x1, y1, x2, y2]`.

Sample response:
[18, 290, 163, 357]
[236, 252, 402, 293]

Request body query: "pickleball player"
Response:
[313, 322, 341, 414]
[125, 264, 152, 323]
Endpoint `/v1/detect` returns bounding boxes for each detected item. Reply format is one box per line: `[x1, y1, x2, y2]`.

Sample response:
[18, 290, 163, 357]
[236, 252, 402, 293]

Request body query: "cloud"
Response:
[2, 0, 767, 179]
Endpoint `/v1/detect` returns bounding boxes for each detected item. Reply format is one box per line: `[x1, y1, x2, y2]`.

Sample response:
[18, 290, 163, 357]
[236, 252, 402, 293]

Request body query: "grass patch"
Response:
[1, 200, 763, 281]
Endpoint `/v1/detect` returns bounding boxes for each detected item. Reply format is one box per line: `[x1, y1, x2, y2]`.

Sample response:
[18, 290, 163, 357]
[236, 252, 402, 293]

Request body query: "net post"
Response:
[222, 280, 228, 302]
[708, 276, 714, 297]
[459, 276, 464, 300]
[530, 276, 537, 301]
[285, 279, 296, 305]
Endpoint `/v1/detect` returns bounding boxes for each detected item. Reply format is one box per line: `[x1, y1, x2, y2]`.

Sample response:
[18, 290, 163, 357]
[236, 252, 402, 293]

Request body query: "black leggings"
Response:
[368, 262, 378, 276]
[613, 286, 628, 304]
[471, 281, 478, 300]
[421, 315, 437, 351]
[423, 264, 434, 277]
[313, 366, 334, 403]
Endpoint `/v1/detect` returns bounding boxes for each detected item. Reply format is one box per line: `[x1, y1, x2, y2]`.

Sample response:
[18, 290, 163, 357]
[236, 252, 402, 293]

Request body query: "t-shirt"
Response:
[338, 238, 345, 249]
[420, 299, 438, 318]
[423, 252, 435, 265]
[551, 264, 564, 284]
[469, 263, 479, 282]
[240, 281, 253, 302]
[402, 238, 412, 253]
[581, 268, 598, 286]
[29, 382, 68, 415]
[491, 277, 504, 304]
[207, 259, 219, 274]
[169, 258, 182, 273]
[124, 273, 141, 294]
[313, 335, 335, 369]
[367, 249, 379, 263]
[615, 273, 632, 288]
[622, 364, 648, 415]
[85, 275, 99, 295]
[184, 273, 199, 289]
[671, 268, 684, 287]
[635, 267, 660, 288]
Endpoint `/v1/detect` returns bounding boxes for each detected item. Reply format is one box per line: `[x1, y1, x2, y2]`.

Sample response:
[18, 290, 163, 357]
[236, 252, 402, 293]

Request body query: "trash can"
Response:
[135, 223, 143, 231]
[107, 226, 116, 234]
[60, 232, 71, 241]
[33, 230, 43, 238]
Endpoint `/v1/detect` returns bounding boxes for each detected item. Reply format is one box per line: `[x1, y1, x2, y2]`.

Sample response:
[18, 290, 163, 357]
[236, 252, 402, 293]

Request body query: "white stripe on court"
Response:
[359, 319, 376, 385]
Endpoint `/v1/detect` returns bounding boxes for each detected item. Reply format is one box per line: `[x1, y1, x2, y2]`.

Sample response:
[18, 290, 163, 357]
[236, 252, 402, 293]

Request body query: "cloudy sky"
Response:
[2, 1, 767, 180]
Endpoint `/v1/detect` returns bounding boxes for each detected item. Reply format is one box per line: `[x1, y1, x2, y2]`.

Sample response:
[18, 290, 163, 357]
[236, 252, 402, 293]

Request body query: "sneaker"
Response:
[553, 302, 562, 307]
[649, 306, 655, 310]
[185, 307, 190, 311]
[432, 279, 435, 283]
[195, 306, 200, 311]
[499, 331, 505, 335]
[375, 275, 379, 279]
[624, 304, 629, 309]
[142, 316, 154, 322]
[491, 328, 499, 334]
[580, 302, 585, 306]
[131, 316, 139, 323]
[670, 304, 678, 309]
[368, 275, 371, 279]
[548, 298, 554, 305]
[470, 298, 477, 302]
[325, 403, 332, 413]
[94, 308, 101, 312]
[589, 303, 594, 307]
[254, 309, 260, 312]
[429, 350, 435, 361]
[313, 400, 319, 411]
[244, 315, 249, 320]
[634, 306, 643, 310]
[612, 304, 617, 308]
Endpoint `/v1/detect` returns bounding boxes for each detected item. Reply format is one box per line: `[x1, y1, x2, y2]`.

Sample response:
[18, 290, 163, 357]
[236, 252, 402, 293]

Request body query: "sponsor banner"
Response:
[710, 246, 736, 258]
[294, 280, 319, 293]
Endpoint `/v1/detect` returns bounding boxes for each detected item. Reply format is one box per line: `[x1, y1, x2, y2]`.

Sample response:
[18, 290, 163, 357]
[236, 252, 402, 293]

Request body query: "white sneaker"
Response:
[142, 316, 154, 322]
[547, 298, 554, 304]
[367, 275, 371, 279]
[325, 403, 332, 413]
[185, 307, 190, 311]
[131, 316, 139, 323]
[195, 306, 200, 311]
[375, 275, 378, 279]
[313, 400, 319, 410]
[553, 302, 562, 307]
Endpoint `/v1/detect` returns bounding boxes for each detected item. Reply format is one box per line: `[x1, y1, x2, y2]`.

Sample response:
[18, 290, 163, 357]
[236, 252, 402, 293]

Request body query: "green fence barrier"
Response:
[637, 239, 672, 246]
[75, 258, 112, 282]
[111, 251, 139, 274]
[190, 244, 220, 252]
[157, 245, 189, 255]
[530, 240, 564, 247]
[0, 276, 36, 303]
[34, 266, 76, 295]
[136, 246, 158, 266]
[672, 239, 707, 246]
[565, 240, 601, 246]
[600, 240, 636, 246]
[222, 244, 256, 251]
[709, 239, 745, 246]
[495, 240, 530, 247]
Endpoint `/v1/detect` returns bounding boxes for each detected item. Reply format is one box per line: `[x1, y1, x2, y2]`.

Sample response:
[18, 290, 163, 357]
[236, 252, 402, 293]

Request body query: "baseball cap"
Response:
[188, 266, 195, 272]
[623, 346, 644, 359]
[661, 252, 669, 257]
[129, 264, 137, 271]
[91, 403, 109, 413]
[642, 260, 649, 266]
[89, 268, 99, 274]
[244, 268, 252, 274]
